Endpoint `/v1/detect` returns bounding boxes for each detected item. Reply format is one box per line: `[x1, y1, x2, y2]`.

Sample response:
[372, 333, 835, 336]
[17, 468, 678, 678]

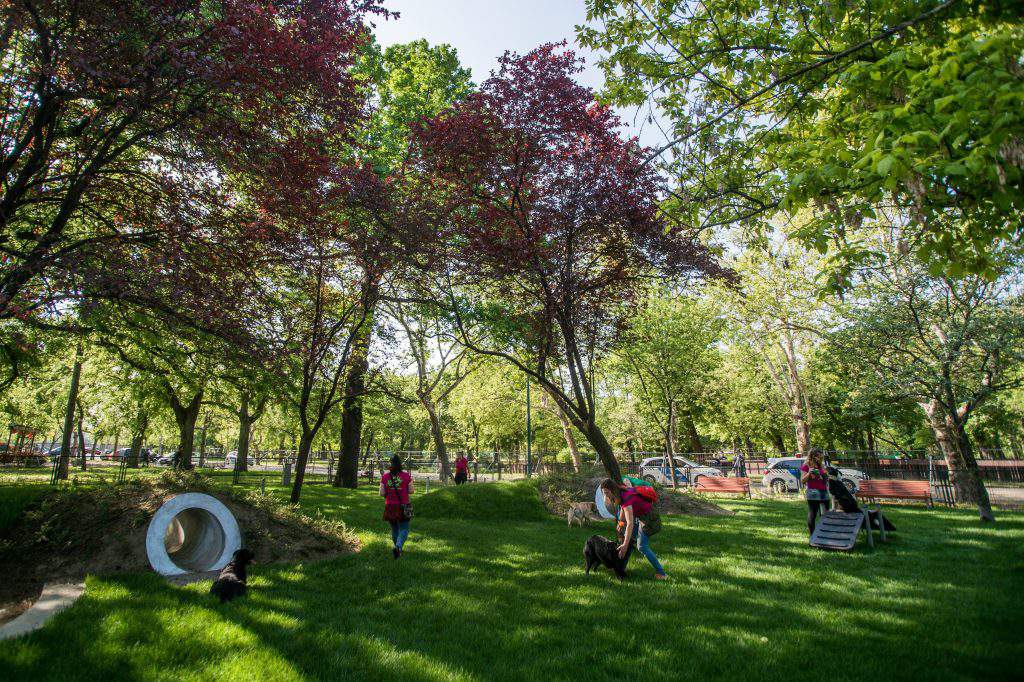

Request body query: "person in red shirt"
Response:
[801, 448, 831, 536]
[454, 454, 469, 485]
[381, 455, 413, 558]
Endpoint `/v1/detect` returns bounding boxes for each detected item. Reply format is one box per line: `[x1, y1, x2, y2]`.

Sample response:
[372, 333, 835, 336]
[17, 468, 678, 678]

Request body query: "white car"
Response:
[761, 457, 867, 494]
[225, 450, 255, 467]
[638, 456, 722, 486]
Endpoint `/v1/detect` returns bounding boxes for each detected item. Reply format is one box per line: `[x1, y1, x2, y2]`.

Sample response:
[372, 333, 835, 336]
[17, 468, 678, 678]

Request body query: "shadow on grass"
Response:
[1, 485, 1022, 681]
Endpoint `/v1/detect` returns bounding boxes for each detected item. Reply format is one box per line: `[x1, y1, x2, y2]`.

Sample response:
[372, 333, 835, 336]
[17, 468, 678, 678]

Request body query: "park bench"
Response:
[695, 476, 751, 497]
[856, 479, 932, 507]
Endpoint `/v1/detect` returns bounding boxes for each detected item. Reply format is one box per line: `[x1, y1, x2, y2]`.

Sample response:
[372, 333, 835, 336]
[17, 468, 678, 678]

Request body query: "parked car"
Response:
[638, 456, 723, 486]
[114, 447, 154, 463]
[156, 451, 182, 466]
[761, 457, 867, 494]
[225, 451, 255, 467]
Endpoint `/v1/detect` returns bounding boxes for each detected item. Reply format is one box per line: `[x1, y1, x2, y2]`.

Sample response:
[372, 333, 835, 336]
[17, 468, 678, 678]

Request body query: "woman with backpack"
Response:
[381, 455, 414, 558]
[600, 478, 667, 580]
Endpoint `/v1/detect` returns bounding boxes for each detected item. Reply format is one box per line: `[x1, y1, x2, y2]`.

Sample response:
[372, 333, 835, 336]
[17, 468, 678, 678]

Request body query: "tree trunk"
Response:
[129, 430, 145, 469]
[168, 387, 203, 470]
[423, 400, 451, 481]
[334, 353, 367, 489]
[361, 431, 375, 466]
[542, 387, 582, 472]
[290, 429, 315, 504]
[197, 415, 209, 468]
[236, 395, 252, 473]
[56, 347, 83, 481]
[128, 410, 147, 469]
[580, 420, 622, 482]
[682, 412, 703, 454]
[921, 399, 994, 521]
[792, 398, 811, 456]
[76, 403, 86, 470]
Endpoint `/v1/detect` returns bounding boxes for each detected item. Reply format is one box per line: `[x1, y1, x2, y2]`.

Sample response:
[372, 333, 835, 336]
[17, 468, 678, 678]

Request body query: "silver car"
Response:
[638, 456, 722, 486]
[761, 457, 867, 494]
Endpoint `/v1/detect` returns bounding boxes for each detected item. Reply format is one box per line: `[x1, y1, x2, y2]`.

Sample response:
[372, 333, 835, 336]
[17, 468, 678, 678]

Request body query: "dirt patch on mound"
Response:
[537, 471, 734, 518]
[0, 471, 357, 625]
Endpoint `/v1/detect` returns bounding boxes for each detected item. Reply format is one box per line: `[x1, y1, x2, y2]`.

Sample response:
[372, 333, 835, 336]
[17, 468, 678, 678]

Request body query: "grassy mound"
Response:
[537, 470, 734, 517]
[0, 480, 47, 533]
[415, 480, 549, 521]
[0, 471, 357, 624]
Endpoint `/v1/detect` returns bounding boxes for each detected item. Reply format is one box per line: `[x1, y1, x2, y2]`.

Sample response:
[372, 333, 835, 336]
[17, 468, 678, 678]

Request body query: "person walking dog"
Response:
[381, 455, 413, 558]
[600, 478, 667, 580]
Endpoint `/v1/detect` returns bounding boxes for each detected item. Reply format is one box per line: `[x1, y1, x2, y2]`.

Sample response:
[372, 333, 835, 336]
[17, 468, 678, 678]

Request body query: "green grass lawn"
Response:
[1, 476, 1022, 681]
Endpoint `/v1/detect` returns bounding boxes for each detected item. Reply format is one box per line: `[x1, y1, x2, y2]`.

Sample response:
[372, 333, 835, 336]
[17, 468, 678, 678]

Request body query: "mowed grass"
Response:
[0, 476, 1022, 681]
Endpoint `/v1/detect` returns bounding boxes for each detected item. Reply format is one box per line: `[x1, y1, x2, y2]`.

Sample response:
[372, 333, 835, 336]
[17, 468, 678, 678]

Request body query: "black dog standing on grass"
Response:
[584, 535, 628, 580]
[210, 548, 255, 603]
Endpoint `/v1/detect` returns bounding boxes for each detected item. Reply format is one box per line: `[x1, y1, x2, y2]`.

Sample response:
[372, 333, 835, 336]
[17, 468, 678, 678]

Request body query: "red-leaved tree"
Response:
[0, 0, 384, 355]
[415, 44, 723, 481]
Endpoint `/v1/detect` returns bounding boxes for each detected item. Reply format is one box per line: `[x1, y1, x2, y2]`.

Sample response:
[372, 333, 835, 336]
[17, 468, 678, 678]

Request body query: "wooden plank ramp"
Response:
[810, 511, 867, 551]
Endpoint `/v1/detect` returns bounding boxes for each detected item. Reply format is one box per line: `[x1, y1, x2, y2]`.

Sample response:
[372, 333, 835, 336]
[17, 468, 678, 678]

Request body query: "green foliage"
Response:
[785, 20, 1024, 280]
[581, 1, 1024, 277]
[361, 38, 473, 172]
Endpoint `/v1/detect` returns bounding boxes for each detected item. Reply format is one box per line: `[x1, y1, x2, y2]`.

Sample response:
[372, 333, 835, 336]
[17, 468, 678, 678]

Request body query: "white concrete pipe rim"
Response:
[146, 492, 242, 576]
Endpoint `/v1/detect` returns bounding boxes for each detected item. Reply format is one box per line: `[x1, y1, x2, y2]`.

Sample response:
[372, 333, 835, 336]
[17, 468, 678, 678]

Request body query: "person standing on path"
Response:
[801, 448, 830, 536]
[454, 453, 469, 485]
[381, 455, 413, 558]
[733, 452, 746, 478]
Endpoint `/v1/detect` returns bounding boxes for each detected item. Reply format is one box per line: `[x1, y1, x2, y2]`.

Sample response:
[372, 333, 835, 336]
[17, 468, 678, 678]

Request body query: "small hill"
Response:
[415, 481, 550, 521]
[0, 471, 357, 625]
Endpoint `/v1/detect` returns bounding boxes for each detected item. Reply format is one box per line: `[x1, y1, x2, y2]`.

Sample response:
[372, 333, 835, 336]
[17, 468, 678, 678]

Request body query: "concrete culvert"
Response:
[146, 493, 241, 576]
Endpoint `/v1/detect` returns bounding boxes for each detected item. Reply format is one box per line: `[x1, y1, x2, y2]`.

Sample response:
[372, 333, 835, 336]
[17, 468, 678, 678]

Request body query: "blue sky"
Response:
[372, 0, 664, 146]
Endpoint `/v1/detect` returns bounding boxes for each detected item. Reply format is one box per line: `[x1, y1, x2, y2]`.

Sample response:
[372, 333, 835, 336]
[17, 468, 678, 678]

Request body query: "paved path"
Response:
[0, 582, 85, 640]
[988, 486, 1024, 508]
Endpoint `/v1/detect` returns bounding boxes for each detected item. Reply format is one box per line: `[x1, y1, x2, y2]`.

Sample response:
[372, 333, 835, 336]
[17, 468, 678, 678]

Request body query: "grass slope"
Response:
[0, 477, 1022, 681]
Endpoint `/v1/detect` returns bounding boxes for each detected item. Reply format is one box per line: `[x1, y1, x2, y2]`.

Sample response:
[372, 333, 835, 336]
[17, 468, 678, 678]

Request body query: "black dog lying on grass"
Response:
[210, 548, 255, 603]
[584, 535, 628, 580]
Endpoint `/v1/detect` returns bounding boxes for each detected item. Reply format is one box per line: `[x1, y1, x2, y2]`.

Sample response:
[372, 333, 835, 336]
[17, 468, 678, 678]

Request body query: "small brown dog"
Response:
[567, 502, 597, 527]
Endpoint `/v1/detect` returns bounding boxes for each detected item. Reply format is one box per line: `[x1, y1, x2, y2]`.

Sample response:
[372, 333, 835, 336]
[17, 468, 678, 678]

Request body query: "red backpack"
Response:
[634, 485, 658, 504]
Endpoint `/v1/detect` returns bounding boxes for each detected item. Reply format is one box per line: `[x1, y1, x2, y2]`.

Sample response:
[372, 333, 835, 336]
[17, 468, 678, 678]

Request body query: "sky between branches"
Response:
[372, 0, 667, 149]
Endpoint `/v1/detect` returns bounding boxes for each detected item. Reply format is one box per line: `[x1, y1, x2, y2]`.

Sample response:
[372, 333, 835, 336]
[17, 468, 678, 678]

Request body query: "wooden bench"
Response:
[856, 479, 932, 507]
[695, 476, 751, 497]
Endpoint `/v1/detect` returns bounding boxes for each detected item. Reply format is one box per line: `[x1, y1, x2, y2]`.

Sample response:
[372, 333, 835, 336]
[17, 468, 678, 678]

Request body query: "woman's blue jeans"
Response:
[634, 527, 666, 576]
[389, 521, 410, 549]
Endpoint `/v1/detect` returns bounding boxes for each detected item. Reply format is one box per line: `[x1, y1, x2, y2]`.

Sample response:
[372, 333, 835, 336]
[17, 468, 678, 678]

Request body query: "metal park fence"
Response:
[6, 440, 1022, 509]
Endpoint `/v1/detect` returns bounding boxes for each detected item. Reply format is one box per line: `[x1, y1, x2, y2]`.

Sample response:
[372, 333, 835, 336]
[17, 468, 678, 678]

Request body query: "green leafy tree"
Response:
[615, 291, 723, 481]
[836, 223, 1024, 521]
[580, 1, 1024, 277]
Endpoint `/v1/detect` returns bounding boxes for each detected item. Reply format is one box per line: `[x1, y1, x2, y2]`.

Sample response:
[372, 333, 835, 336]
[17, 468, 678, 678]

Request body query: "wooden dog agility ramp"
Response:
[810, 510, 883, 550]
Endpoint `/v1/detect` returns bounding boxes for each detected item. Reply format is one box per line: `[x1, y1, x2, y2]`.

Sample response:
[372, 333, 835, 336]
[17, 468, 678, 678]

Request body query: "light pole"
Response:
[666, 398, 679, 489]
